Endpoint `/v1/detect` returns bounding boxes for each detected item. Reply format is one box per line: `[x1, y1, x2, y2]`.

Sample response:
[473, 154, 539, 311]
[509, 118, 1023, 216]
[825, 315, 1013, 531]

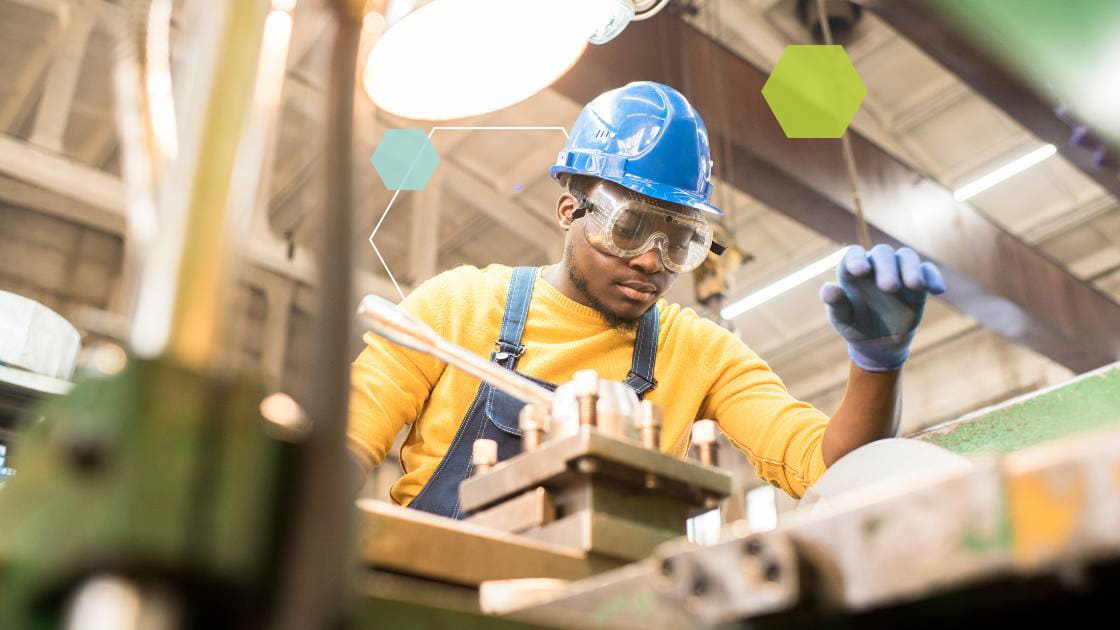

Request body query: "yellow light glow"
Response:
[271, 0, 297, 12]
[364, 0, 601, 120]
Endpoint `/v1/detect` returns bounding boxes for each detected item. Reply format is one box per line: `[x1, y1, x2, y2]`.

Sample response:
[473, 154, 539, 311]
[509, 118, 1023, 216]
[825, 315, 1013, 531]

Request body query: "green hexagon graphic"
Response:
[762, 45, 867, 139]
[370, 128, 440, 190]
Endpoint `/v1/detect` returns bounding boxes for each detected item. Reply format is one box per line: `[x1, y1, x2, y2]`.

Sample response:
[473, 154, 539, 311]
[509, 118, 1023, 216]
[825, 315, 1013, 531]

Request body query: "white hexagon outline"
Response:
[369, 126, 570, 300]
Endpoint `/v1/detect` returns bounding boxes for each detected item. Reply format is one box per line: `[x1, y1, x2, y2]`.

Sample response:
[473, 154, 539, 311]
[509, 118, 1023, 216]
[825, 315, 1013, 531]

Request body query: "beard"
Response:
[565, 241, 642, 333]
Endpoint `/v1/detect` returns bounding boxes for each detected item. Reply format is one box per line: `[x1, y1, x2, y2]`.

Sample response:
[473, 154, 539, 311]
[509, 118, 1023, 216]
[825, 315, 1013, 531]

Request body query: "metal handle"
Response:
[356, 295, 554, 412]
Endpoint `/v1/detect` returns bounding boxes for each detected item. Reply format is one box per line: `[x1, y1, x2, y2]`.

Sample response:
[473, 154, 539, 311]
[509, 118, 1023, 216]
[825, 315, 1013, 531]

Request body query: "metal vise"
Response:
[461, 369, 730, 563]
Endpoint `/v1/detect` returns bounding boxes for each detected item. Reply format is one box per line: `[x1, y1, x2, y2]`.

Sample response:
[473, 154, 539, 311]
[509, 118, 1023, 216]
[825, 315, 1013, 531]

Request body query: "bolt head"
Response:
[636, 400, 663, 429]
[472, 439, 498, 466]
[572, 369, 599, 397]
[692, 419, 717, 445]
[518, 404, 548, 432]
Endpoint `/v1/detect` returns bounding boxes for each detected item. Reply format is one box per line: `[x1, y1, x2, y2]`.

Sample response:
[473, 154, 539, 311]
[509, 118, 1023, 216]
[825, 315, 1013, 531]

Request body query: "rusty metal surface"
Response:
[786, 462, 1011, 611]
[493, 425, 1120, 627]
[355, 499, 619, 587]
[459, 428, 731, 514]
[496, 533, 802, 629]
[1001, 427, 1120, 570]
[554, 14, 1120, 372]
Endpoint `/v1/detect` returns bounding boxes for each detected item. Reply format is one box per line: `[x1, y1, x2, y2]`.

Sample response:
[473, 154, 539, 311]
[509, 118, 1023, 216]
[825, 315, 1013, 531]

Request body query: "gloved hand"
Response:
[819, 244, 946, 372]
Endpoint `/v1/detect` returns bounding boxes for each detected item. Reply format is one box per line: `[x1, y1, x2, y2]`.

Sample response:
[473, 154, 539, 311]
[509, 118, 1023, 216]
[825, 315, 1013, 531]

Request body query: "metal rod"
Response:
[160, 1, 271, 369]
[433, 340, 555, 412]
[357, 296, 555, 412]
[816, 0, 872, 250]
[271, 2, 365, 628]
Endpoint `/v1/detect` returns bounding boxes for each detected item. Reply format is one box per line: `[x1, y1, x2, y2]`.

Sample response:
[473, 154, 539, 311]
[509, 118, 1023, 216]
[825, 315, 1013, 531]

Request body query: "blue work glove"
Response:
[819, 244, 946, 372]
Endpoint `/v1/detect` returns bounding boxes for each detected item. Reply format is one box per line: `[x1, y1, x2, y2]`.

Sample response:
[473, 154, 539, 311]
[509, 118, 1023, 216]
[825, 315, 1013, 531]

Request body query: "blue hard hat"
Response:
[551, 81, 722, 216]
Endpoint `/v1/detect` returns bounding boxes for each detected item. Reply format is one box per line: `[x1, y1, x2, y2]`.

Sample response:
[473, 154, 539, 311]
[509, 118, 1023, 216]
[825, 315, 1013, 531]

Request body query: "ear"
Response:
[556, 192, 580, 230]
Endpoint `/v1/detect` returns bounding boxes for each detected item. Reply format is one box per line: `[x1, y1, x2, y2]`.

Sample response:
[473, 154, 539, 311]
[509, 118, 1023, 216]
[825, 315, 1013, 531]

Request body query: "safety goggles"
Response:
[572, 183, 724, 273]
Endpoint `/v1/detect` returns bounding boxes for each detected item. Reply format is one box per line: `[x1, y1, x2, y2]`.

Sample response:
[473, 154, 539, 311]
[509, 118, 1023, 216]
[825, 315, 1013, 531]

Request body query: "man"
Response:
[348, 81, 944, 518]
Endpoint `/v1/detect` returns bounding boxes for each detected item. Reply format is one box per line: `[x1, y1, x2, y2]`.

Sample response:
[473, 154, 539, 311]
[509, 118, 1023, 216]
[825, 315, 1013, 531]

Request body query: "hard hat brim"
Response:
[550, 165, 724, 217]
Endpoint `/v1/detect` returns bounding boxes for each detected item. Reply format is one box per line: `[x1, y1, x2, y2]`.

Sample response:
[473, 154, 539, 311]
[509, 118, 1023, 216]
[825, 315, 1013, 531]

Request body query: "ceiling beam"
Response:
[861, 0, 1120, 200]
[493, 145, 556, 199]
[28, 1, 95, 153]
[0, 133, 124, 214]
[409, 170, 441, 284]
[0, 174, 121, 234]
[0, 11, 62, 133]
[441, 159, 562, 259]
[287, 6, 331, 71]
[0, 133, 401, 302]
[554, 13, 1120, 372]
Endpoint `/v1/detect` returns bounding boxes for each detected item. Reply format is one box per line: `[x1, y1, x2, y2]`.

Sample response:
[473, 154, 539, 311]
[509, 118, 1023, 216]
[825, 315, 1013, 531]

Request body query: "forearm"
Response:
[821, 362, 902, 466]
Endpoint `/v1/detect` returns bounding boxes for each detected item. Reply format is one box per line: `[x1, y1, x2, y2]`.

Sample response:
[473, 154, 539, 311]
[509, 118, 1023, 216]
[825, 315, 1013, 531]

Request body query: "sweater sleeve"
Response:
[346, 270, 459, 473]
[697, 320, 829, 499]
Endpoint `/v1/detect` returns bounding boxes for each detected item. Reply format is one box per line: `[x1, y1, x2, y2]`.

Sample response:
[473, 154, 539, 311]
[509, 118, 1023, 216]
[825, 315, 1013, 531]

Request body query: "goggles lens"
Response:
[581, 184, 713, 273]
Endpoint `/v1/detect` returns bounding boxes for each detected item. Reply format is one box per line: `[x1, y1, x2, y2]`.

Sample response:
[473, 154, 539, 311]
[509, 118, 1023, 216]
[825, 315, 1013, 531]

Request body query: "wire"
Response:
[632, 0, 673, 21]
[815, 0, 872, 250]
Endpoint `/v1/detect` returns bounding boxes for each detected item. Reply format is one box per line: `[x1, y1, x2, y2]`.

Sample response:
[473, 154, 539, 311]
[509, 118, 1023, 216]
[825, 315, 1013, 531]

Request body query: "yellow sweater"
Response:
[348, 264, 829, 504]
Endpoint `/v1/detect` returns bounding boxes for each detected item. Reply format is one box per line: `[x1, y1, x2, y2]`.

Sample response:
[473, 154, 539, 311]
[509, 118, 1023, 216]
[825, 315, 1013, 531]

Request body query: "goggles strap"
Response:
[568, 187, 592, 222]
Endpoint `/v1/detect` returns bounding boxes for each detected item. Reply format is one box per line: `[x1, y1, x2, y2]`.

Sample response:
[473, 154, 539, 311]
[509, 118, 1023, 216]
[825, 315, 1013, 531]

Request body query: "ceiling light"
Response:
[364, 0, 641, 121]
[721, 248, 847, 320]
[952, 144, 1057, 201]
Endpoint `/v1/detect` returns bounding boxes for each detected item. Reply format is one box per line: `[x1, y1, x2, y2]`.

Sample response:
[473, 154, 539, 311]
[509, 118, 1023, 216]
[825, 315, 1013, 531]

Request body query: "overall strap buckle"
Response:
[625, 370, 658, 390]
[493, 341, 525, 363]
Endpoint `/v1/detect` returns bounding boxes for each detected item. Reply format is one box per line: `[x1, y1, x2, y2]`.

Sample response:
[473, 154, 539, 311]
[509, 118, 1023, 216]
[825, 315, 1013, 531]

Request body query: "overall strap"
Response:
[623, 305, 660, 397]
[494, 267, 537, 370]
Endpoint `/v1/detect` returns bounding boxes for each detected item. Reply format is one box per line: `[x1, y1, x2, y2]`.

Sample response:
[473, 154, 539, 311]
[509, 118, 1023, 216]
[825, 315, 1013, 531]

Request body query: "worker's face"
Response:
[556, 186, 678, 325]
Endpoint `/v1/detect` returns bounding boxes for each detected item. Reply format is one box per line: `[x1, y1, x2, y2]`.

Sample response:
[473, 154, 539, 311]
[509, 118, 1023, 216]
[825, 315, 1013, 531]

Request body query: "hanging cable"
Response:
[815, 0, 872, 250]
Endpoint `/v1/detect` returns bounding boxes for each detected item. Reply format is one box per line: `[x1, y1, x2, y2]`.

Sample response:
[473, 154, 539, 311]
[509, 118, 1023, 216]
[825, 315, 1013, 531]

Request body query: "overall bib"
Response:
[408, 266, 661, 519]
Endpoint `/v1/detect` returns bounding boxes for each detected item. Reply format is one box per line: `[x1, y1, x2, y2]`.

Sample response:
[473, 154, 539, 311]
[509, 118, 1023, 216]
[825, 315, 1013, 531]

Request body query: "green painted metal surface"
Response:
[0, 359, 287, 628]
[914, 363, 1120, 456]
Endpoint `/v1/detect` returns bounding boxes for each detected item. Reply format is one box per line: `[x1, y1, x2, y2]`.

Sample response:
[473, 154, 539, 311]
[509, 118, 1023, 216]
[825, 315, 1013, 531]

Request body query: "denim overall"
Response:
[408, 266, 661, 519]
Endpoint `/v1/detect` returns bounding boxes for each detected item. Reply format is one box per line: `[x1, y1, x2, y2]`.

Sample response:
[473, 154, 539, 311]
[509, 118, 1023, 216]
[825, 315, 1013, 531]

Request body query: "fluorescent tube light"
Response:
[721, 248, 847, 320]
[953, 144, 1057, 202]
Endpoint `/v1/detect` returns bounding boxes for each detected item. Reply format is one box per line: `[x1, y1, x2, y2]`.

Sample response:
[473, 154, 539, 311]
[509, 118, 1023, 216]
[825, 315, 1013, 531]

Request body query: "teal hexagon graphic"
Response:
[370, 128, 440, 190]
[762, 45, 867, 139]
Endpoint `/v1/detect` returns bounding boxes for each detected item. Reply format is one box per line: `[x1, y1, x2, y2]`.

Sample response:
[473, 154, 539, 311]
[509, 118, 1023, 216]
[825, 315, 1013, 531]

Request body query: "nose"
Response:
[628, 248, 664, 274]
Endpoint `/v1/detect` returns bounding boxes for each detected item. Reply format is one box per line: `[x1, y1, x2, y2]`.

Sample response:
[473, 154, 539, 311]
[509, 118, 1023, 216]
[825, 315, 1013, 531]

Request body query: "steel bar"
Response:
[357, 296, 555, 411]
[270, 3, 364, 628]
